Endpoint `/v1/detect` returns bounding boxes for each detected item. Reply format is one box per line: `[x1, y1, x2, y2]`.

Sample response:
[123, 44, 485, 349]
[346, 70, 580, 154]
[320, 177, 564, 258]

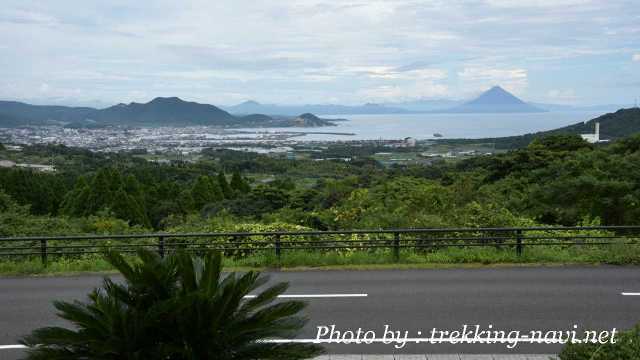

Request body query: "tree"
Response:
[21, 249, 323, 360]
[528, 134, 592, 152]
[191, 175, 223, 210]
[217, 171, 233, 199]
[230, 171, 250, 193]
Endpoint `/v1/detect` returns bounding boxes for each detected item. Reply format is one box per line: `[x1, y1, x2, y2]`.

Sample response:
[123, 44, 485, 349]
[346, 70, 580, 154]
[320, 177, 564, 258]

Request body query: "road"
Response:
[0, 266, 639, 358]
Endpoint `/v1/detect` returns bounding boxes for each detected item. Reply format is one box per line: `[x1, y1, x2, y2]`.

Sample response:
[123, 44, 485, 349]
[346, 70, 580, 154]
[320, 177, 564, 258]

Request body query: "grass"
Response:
[1, 244, 638, 276]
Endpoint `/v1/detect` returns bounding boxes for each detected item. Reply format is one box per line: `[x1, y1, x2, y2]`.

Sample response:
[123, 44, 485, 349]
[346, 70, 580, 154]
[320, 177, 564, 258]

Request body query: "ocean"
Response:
[235, 111, 606, 141]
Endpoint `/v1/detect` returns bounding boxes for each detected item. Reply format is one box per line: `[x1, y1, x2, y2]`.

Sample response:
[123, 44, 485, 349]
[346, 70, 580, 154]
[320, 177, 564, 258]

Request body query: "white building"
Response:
[403, 137, 417, 147]
[581, 122, 602, 143]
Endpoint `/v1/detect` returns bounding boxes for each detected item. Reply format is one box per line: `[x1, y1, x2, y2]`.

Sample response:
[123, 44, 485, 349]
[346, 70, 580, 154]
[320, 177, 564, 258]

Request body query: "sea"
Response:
[235, 111, 607, 141]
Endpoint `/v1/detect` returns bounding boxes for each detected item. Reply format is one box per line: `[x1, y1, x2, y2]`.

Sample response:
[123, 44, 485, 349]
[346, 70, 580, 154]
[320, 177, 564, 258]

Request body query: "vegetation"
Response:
[559, 324, 640, 359]
[2, 128, 640, 270]
[21, 249, 323, 359]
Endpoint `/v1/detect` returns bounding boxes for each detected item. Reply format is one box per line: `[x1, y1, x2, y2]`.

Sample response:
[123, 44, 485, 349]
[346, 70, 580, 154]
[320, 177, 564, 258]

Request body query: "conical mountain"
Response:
[444, 86, 545, 113]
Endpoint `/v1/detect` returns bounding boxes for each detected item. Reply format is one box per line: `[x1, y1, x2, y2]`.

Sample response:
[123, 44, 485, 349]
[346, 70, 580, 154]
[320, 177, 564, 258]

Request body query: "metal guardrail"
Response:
[0, 226, 639, 266]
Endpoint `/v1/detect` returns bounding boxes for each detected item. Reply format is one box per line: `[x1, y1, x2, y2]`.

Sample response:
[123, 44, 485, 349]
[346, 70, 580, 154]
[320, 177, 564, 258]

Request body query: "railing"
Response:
[0, 226, 639, 266]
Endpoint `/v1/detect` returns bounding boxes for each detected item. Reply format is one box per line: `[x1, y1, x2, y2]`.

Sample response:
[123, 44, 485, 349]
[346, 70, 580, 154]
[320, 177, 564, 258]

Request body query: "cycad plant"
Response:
[21, 249, 323, 360]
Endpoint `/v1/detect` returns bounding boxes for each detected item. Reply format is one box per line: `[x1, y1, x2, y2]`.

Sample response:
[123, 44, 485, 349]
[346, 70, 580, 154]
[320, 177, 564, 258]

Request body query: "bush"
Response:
[21, 249, 324, 359]
[558, 324, 640, 359]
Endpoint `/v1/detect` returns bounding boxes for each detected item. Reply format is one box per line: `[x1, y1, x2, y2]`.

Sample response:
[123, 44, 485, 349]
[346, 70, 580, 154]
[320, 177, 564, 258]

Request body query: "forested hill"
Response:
[0, 98, 337, 127]
[90, 97, 238, 126]
[0, 101, 94, 125]
[439, 108, 640, 149]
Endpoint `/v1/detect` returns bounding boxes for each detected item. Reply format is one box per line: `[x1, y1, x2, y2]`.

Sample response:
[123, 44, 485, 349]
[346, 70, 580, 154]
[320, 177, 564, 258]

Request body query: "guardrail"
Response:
[1, 226, 639, 266]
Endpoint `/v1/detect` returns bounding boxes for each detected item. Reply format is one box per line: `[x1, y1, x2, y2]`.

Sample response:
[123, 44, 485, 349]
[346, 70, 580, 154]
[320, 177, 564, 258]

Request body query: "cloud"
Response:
[485, 0, 592, 8]
[457, 67, 528, 93]
[547, 89, 579, 104]
[0, 9, 59, 26]
[344, 66, 447, 80]
[633, 54, 640, 62]
[358, 83, 450, 102]
[0, 0, 637, 105]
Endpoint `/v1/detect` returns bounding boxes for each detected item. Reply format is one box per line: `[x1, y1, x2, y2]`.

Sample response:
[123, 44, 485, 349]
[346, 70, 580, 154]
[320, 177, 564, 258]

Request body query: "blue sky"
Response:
[0, 0, 638, 107]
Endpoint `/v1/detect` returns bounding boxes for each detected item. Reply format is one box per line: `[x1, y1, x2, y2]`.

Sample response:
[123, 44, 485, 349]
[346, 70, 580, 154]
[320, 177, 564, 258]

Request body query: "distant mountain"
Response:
[224, 101, 409, 116]
[440, 86, 545, 113]
[0, 98, 339, 128]
[0, 100, 94, 125]
[89, 97, 239, 126]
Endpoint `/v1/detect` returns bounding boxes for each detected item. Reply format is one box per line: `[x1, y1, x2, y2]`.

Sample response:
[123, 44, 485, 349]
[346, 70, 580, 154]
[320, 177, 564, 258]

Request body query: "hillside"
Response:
[0, 98, 338, 128]
[89, 97, 239, 126]
[440, 86, 545, 113]
[0, 101, 94, 125]
[438, 108, 640, 149]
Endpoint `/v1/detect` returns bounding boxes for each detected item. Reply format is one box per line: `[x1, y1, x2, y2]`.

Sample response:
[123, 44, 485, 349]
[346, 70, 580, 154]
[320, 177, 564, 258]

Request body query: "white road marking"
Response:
[244, 294, 368, 298]
[621, 292, 640, 296]
[0, 336, 586, 349]
[259, 337, 571, 344]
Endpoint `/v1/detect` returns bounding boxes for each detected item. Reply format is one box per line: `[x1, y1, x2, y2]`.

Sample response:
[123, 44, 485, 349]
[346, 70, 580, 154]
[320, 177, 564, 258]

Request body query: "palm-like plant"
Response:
[21, 249, 323, 360]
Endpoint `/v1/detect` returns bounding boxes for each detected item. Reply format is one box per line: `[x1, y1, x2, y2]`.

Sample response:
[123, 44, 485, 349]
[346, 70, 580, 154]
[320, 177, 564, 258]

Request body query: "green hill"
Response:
[438, 108, 640, 149]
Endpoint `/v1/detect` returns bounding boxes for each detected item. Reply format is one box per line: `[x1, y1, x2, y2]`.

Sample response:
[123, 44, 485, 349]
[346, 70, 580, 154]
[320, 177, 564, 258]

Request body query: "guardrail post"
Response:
[516, 229, 523, 256]
[40, 239, 47, 267]
[393, 232, 400, 262]
[158, 236, 165, 258]
[275, 234, 281, 262]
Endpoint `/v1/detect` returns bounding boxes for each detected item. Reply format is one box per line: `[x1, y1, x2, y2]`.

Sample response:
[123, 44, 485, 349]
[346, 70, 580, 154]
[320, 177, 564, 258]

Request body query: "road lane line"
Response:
[0, 345, 27, 349]
[244, 294, 368, 298]
[0, 335, 585, 348]
[621, 292, 640, 296]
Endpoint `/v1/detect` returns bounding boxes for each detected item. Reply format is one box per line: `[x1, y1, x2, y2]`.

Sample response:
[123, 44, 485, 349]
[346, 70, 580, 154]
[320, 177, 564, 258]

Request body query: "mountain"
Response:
[440, 86, 545, 113]
[224, 101, 409, 116]
[0, 100, 94, 125]
[0, 98, 339, 128]
[88, 97, 239, 126]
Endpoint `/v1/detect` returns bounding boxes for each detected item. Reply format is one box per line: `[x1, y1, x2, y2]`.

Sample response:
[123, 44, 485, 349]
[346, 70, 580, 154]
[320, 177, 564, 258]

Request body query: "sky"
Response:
[0, 0, 639, 108]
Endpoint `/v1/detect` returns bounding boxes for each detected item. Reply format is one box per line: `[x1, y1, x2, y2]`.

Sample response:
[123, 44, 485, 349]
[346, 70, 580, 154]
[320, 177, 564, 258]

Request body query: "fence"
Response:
[0, 226, 639, 266]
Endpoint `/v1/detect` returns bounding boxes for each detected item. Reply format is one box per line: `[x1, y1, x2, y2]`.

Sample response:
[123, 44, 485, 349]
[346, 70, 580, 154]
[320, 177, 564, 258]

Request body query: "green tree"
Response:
[217, 171, 233, 199]
[21, 249, 323, 360]
[230, 171, 250, 193]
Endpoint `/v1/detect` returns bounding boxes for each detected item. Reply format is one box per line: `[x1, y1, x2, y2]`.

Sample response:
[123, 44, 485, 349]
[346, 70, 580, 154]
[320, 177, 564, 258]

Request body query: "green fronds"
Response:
[21, 249, 323, 360]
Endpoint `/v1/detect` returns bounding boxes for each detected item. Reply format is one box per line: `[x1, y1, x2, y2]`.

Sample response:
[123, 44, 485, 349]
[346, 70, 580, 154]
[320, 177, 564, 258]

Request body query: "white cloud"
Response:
[547, 89, 579, 104]
[0, 0, 636, 105]
[359, 83, 450, 102]
[350, 66, 447, 80]
[458, 67, 528, 93]
[485, 0, 592, 8]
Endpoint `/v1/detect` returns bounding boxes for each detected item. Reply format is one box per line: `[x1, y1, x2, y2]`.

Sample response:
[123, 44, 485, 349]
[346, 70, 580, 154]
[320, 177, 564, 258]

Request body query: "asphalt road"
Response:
[1, 266, 639, 358]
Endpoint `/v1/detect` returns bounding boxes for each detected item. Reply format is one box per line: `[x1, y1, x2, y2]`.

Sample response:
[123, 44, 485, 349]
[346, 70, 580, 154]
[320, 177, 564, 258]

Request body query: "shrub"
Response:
[558, 324, 640, 359]
[21, 249, 323, 360]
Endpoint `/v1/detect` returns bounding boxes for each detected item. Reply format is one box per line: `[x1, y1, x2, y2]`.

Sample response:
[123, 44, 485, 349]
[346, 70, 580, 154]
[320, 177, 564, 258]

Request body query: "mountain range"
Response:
[224, 86, 543, 115]
[225, 86, 627, 115]
[0, 98, 337, 128]
[223, 101, 410, 116]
